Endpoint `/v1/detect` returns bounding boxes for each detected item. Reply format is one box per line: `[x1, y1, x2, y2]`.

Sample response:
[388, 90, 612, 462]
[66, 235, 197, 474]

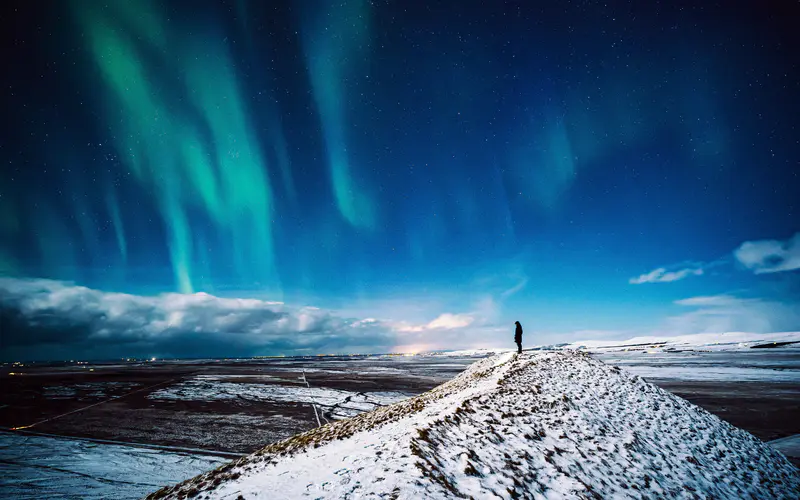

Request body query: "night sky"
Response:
[1, 1, 798, 360]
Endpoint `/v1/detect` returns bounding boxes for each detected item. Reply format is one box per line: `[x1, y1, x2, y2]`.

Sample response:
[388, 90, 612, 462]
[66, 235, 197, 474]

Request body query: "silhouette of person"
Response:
[514, 321, 523, 354]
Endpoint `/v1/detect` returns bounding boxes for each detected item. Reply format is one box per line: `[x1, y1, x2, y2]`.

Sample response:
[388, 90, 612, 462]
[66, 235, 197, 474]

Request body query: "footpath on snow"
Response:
[148, 351, 800, 499]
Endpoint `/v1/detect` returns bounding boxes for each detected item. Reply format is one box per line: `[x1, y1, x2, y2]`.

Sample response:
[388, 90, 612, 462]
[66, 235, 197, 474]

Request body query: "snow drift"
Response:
[148, 351, 799, 499]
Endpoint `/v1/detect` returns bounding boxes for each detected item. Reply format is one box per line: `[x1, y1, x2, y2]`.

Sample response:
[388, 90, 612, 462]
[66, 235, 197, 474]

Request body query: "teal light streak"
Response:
[0, 190, 19, 275]
[73, 0, 279, 293]
[302, 0, 376, 229]
[105, 189, 127, 261]
[512, 115, 576, 210]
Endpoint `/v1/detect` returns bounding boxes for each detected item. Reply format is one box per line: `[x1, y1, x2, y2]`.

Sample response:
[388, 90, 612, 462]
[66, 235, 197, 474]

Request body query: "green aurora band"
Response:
[0, 0, 734, 295]
[301, 0, 376, 229]
[73, 0, 277, 293]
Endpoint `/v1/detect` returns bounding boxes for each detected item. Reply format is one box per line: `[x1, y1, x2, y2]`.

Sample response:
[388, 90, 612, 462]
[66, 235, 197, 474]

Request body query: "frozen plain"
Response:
[2, 332, 799, 498]
[0, 431, 228, 499]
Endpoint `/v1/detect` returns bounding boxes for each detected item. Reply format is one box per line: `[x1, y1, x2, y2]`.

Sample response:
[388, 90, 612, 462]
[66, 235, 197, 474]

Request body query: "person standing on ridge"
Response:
[514, 321, 523, 354]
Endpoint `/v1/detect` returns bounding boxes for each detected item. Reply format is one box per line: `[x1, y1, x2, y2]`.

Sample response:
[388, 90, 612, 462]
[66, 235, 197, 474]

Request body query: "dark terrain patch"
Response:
[2, 353, 798, 458]
[0, 356, 473, 454]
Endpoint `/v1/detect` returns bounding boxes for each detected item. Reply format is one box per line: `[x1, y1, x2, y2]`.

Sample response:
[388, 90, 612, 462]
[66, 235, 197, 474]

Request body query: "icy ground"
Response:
[149, 351, 800, 499]
[0, 431, 226, 499]
[562, 331, 800, 383]
[565, 331, 800, 352]
[590, 350, 800, 383]
[769, 435, 800, 467]
[148, 377, 411, 420]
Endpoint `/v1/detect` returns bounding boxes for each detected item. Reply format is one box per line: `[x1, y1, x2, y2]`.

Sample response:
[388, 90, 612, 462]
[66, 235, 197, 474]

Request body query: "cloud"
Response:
[631, 232, 800, 285]
[0, 278, 512, 361]
[629, 266, 704, 284]
[427, 313, 474, 329]
[394, 313, 474, 333]
[0, 278, 398, 361]
[500, 277, 528, 299]
[673, 295, 744, 307]
[662, 293, 800, 335]
[734, 232, 800, 274]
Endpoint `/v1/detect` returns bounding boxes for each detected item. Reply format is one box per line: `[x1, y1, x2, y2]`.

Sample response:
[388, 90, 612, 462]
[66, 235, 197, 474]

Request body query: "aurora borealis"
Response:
[1, 1, 799, 360]
[75, 0, 279, 294]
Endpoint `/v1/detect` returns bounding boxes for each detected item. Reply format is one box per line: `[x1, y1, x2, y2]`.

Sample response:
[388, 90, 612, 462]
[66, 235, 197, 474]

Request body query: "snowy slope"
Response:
[148, 351, 799, 499]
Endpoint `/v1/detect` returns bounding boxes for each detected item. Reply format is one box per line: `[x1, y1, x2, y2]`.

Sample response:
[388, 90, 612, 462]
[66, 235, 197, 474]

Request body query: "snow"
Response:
[148, 378, 411, 420]
[769, 435, 800, 465]
[569, 332, 800, 383]
[566, 331, 800, 352]
[592, 363, 800, 383]
[149, 351, 800, 499]
[416, 348, 514, 357]
[590, 351, 800, 383]
[0, 431, 227, 500]
[42, 381, 143, 400]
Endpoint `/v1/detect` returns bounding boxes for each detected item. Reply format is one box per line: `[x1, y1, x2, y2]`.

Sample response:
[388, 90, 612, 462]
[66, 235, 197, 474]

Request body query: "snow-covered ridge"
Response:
[148, 351, 799, 499]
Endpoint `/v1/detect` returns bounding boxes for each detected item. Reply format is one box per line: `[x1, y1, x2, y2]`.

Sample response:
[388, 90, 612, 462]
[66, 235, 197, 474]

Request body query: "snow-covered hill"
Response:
[148, 351, 799, 499]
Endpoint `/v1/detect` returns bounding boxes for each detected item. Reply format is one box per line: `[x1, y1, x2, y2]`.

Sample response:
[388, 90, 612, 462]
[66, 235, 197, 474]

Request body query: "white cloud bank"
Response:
[734, 232, 800, 274]
[0, 278, 398, 360]
[0, 278, 505, 361]
[664, 294, 800, 336]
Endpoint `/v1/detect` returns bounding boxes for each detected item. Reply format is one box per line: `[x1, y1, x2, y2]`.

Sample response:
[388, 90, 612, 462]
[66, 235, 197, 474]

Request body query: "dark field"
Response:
[4, 351, 799, 453]
[655, 381, 800, 443]
[1, 355, 475, 454]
